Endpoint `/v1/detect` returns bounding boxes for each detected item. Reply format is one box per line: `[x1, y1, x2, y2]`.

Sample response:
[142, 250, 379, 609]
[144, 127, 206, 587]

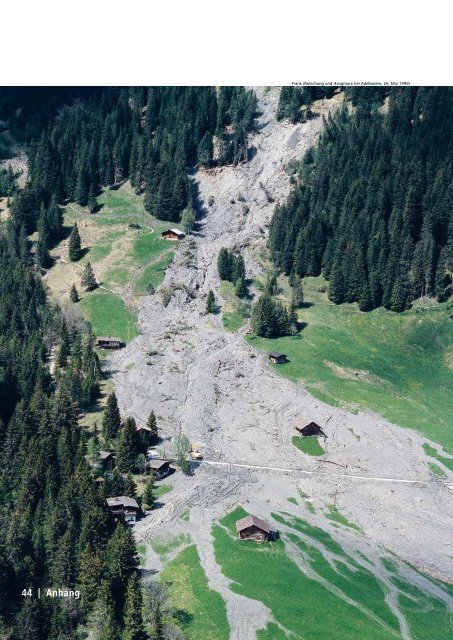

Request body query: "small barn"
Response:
[106, 496, 140, 524]
[236, 514, 276, 542]
[268, 352, 287, 365]
[136, 425, 153, 446]
[96, 336, 122, 349]
[98, 450, 115, 471]
[295, 420, 324, 437]
[161, 228, 185, 241]
[146, 459, 170, 480]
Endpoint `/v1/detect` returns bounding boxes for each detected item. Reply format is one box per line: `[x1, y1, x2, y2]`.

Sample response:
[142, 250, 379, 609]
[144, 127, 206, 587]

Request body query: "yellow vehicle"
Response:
[190, 444, 203, 460]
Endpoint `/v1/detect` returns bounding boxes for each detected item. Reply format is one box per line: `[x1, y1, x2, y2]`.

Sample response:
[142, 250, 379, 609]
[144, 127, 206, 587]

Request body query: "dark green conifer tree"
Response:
[36, 210, 51, 269]
[146, 410, 158, 443]
[81, 261, 97, 290]
[102, 392, 121, 441]
[117, 417, 138, 473]
[206, 289, 217, 313]
[142, 476, 155, 510]
[197, 132, 213, 166]
[68, 223, 82, 262]
[77, 544, 103, 616]
[235, 276, 247, 299]
[217, 248, 231, 280]
[69, 283, 79, 303]
[291, 277, 304, 307]
[123, 573, 145, 640]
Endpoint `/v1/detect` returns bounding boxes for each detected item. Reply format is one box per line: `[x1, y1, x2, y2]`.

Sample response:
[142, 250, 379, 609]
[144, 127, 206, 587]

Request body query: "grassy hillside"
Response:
[43, 182, 175, 344]
[213, 508, 453, 640]
[160, 544, 229, 640]
[248, 276, 453, 452]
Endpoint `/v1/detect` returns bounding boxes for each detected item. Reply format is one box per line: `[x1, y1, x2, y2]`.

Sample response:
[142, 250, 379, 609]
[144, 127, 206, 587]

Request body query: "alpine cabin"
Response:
[146, 459, 170, 480]
[268, 352, 287, 364]
[295, 420, 324, 437]
[96, 336, 122, 349]
[161, 228, 185, 241]
[236, 514, 276, 542]
[106, 496, 140, 524]
[98, 451, 115, 471]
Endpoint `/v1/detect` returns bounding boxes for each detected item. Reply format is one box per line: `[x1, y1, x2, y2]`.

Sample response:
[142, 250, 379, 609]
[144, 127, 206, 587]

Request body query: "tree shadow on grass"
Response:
[173, 609, 194, 627]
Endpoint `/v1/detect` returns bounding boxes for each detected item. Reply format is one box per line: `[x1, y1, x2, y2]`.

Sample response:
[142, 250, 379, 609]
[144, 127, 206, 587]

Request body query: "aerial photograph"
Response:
[0, 5, 452, 640]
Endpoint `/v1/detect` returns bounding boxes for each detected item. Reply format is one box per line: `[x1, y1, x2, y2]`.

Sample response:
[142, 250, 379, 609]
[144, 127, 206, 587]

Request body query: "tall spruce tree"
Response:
[117, 417, 138, 473]
[69, 283, 79, 303]
[146, 410, 158, 443]
[206, 289, 217, 313]
[123, 573, 145, 640]
[142, 476, 155, 510]
[102, 392, 121, 441]
[68, 223, 82, 262]
[81, 261, 97, 290]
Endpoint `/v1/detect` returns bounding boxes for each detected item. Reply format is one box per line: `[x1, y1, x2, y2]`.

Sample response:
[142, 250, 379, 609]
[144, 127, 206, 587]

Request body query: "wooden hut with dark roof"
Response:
[295, 420, 324, 437]
[106, 496, 140, 524]
[235, 514, 277, 542]
[146, 459, 170, 480]
[268, 351, 287, 364]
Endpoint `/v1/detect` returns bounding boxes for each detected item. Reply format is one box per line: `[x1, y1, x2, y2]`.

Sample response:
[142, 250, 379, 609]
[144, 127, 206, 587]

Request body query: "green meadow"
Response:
[45, 182, 175, 344]
[79, 290, 139, 344]
[160, 544, 229, 640]
[248, 276, 453, 452]
[292, 435, 325, 456]
[219, 281, 250, 332]
[212, 508, 453, 640]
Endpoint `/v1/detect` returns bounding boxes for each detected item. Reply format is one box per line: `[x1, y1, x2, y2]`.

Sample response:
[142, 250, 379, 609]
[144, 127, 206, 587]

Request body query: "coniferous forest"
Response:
[7, 86, 257, 241]
[0, 85, 257, 640]
[270, 86, 453, 310]
[0, 84, 452, 637]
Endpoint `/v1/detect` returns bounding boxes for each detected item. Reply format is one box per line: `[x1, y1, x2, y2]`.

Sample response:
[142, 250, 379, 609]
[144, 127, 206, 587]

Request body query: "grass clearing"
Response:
[428, 462, 447, 479]
[215, 509, 453, 640]
[42, 182, 175, 343]
[326, 505, 362, 531]
[248, 276, 453, 452]
[154, 483, 173, 499]
[423, 443, 453, 472]
[214, 508, 402, 640]
[292, 435, 325, 456]
[134, 251, 174, 295]
[219, 281, 249, 332]
[79, 290, 138, 344]
[152, 534, 192, 560]
[161, 544, 229, 640]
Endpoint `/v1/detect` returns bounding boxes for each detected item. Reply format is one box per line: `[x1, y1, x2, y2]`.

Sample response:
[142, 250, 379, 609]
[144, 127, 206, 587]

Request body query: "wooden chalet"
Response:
[146, 459, 170, 480]
[295, 420, 324, 437]
[268, 351, 287, 365]
[236, 514, 276, 542]
[95, 336, 122, 349]
[161, 228, 185, 241]
[106, 496, 140, 524]
[98, 450, 115, 471]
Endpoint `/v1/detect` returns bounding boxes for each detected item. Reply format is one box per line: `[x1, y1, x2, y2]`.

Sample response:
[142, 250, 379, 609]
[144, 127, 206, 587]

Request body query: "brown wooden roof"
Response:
[235, 514, 272, 534]
[106, 496, 139, 510]
[146, 459, 169, 470]
[295, 419, 322, 430]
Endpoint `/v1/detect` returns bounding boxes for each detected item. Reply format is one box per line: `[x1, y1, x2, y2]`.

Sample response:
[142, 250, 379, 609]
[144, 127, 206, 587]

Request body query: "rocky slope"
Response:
[110, 86, 453, 615]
